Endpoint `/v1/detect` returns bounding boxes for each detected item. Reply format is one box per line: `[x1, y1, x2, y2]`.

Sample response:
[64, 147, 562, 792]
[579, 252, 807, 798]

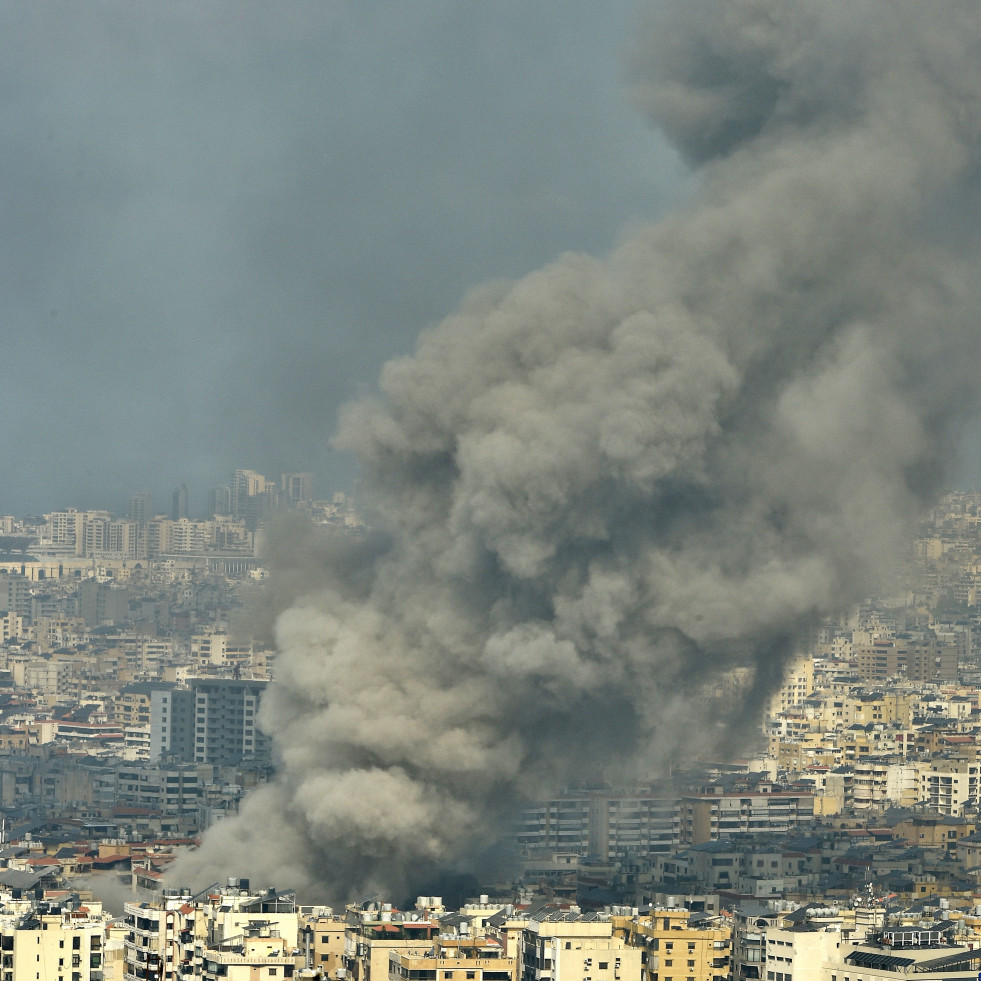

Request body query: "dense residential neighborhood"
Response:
[5, 485, 981, 978]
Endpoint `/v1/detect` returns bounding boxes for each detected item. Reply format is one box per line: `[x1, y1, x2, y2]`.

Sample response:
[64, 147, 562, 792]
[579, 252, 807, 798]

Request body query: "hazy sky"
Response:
[0, 1, 692, 518]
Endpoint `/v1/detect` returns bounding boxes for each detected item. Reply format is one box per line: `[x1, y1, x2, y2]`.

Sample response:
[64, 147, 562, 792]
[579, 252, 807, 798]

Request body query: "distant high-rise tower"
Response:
[127, 490, 152, 525]
[281, 472, 314, 507]
[171, 483, 188, 521]
[207, 485, 232, 517]
[229, 469, 279, 529]
[231, 469, 266, 520]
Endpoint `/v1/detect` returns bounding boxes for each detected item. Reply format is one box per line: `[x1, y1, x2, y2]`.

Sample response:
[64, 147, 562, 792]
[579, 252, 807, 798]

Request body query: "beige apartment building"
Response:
[766, 725, 843, 774]
[301, 909, 347, 977]
[842, 691, 915, 728]
[0, 905, 109, 981]
[855, 639, 958, 685]
[344, 906, 440, 981]
[191, 631, 255, 671]
[620, 907, 729, 981]
[890, 811, 974, 851]
[389, 940, 517, 981]
[765, 655, 815, 718]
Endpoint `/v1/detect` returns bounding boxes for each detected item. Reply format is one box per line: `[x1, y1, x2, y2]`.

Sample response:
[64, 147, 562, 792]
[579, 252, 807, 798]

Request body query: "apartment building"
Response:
[765, 654, 814, 718]
[678, 789, 814, 847]
[122, 884, 299, 981]
[123, 896, 196, 981]
[519, 909, 640, 981]
[115, 762, 200, 817]
[0, 573, 32, 616]
[300, 910, 347, 977]
[516, 795, 590, 855]
[762, 920, 843, 981]
[730, 905, 785, 981]
[200, 924, 294, 981]
[620, 906, 729, 981]
[855, 637, 958, 685]
[198, 883, 299, 952]
[191, 632, 255, 672]
[77, 579, 130, 627]
[918, 758, 980, 816]
[118, 683, 175, 729]
[852, 758, 907, 811]
[828, 923, 981, 981]
[516, 788, 677, 862]
[150, 679, 269, 765]
[0, 902, 109, 981]
[344, 905, 439, 981]
[389, 940, 516, 981]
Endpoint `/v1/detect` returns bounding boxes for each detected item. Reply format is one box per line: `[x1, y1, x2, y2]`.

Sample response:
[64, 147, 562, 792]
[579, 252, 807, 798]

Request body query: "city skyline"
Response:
[2, 467, 329, 524]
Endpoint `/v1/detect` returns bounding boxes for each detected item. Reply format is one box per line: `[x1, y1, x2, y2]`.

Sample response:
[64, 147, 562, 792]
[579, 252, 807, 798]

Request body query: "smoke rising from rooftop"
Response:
[170, 0, 981, 899]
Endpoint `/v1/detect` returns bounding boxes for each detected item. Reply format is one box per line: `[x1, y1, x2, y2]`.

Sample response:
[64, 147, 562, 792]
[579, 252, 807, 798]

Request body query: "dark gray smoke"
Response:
[170, 0, 981, 899]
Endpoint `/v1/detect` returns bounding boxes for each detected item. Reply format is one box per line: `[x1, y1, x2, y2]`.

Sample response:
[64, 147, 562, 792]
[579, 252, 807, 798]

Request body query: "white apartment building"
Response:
[764, 923, 842, 981]
[918, 758, 980, 816]
[884, 761, 921, 808]
[200, 927, 294, 981]
[520, 911, 641, 981]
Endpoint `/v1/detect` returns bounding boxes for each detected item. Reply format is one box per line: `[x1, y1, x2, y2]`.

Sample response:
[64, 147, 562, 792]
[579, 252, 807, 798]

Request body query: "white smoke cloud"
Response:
[170, 0, 981, 900]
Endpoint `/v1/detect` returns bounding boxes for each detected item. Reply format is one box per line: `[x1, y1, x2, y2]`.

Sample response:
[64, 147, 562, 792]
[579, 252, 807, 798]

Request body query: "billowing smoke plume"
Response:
[171, 1, 981, 899]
